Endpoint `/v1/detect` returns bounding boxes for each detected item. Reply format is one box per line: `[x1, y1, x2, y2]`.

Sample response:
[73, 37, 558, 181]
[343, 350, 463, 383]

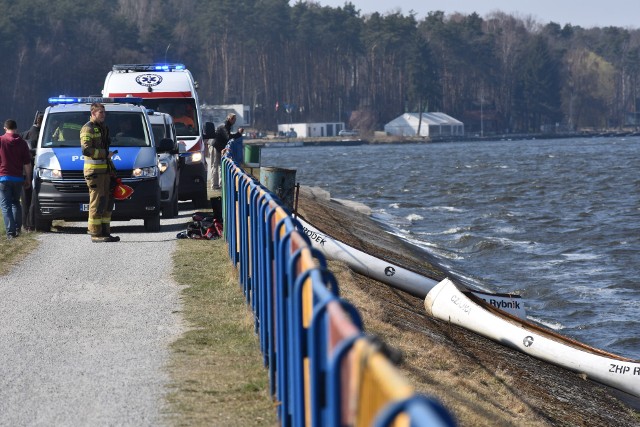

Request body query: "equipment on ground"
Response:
[176, 212, 223, 240]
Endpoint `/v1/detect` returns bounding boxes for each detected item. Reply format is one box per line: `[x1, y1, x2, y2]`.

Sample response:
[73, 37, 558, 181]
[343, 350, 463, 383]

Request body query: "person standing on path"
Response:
[210, 113, 243, 189]
[0, 119, 32, 240]
[80, 103, 119, 243]
[20, 112, 43, 232]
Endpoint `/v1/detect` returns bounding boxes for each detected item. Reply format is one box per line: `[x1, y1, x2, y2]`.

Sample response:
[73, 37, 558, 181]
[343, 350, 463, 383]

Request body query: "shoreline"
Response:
[296, 185, 640, 424]
[245, 131, 640, 148]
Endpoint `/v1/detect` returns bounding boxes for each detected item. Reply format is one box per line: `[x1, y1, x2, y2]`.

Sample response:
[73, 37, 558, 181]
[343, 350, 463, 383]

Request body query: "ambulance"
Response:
[102, 64, 213, 208]
[33, 96, 173, 232]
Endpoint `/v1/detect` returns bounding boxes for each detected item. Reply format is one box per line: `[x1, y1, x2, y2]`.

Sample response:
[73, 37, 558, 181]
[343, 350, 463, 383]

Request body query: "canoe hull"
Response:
[425, 278, 640, 397]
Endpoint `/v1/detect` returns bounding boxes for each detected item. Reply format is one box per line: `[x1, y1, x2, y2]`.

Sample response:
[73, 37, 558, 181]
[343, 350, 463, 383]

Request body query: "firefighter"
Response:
[80, 102, 119, 243]
[53, 121, 83, 141]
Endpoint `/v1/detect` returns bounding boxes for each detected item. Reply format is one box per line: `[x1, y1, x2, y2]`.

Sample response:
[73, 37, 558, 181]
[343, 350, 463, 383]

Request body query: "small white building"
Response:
[277, 122, 345, 138]
[384, 112, 464, 137]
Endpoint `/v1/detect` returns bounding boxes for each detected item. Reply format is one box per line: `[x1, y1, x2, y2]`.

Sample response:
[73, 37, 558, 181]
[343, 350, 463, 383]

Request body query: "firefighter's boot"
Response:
[100, 224, 120, 242]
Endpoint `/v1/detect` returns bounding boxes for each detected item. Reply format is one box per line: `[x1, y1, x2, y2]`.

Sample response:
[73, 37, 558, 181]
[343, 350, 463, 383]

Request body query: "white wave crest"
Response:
[528, 316, 564, 330]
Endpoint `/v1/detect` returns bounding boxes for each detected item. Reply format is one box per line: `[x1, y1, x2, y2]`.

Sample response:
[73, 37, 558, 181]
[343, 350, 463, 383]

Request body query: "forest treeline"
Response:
[1, 0, 640, 135]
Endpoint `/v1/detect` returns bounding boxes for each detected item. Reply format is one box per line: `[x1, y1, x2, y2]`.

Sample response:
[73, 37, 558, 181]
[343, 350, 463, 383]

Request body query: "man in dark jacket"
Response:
[20, 112, 43, 231]
[0, 119, 32, 239]
[209, 113, 243, 189]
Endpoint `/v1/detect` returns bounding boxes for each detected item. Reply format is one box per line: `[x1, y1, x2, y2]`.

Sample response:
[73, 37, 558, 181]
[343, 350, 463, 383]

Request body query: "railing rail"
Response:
[220, 150, 455, 427]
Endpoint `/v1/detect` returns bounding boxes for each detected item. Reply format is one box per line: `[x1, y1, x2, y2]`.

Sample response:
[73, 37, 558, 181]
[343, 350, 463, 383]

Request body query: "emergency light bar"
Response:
[48, 96, 144, 105]
[112, 63, 186, 72]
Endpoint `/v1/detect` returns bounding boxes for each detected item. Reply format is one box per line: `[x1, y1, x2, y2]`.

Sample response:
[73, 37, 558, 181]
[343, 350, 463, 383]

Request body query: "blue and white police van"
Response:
[33, 96, 174, 232]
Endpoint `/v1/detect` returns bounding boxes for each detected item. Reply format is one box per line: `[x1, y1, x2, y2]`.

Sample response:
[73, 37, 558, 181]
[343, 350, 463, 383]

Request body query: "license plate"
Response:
[81, 203, 115, 211]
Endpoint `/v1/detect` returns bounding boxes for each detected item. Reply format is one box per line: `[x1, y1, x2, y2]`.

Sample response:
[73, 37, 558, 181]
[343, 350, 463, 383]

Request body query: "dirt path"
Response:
[0, 217, 187, 426]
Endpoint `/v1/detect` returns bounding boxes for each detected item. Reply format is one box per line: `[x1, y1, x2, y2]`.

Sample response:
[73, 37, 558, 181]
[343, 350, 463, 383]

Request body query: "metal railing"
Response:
[220, 152, 455, 427]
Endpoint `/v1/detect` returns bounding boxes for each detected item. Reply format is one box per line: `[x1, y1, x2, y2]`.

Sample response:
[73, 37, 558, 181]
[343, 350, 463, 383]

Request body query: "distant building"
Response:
[277, 122, 345, 137]
[200, 104, 250, 127]
[384, 112, 464, 137]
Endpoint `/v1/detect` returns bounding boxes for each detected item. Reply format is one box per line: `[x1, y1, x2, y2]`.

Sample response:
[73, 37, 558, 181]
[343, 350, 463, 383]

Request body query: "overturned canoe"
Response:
[425, 278, 640, 397]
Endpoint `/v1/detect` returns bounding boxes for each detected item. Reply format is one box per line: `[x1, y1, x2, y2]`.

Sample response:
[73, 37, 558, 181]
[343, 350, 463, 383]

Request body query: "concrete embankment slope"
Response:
[296, 186, 640, 426]
[0, 219, 185, 426]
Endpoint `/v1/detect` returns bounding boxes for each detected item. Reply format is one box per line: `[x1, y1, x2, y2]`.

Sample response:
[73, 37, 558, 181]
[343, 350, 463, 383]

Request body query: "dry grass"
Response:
[165, 236, 278, 427]
[327, 259, 551, 427]
[0, 217, 40, 276]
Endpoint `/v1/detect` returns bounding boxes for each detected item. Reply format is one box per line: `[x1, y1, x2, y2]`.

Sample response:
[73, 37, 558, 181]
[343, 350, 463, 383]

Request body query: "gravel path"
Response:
[0, 214, 190, 426]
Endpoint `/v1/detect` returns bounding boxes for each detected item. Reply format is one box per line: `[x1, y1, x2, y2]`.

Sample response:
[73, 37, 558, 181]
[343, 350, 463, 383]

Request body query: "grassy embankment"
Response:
[0, 217, 39, 275]
[165, 188, 278, 426]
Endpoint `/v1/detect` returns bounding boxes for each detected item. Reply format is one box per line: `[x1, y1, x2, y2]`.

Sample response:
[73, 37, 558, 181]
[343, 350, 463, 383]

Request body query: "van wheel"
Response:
[161, 203, 172, 218]
[144, 212, 161, 232]
[35, 217, 52, 232]
[34, 210, 52, 232]
[171, 190, 180, 217]
[162, 191, 179, 218]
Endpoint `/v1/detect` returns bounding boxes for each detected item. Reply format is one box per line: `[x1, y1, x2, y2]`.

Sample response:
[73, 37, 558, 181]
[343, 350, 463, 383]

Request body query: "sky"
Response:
[314, 0, 640, 29]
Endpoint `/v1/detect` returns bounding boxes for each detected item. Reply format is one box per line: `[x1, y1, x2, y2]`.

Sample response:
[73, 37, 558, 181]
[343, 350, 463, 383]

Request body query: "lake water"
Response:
[260, 136, 640, 360]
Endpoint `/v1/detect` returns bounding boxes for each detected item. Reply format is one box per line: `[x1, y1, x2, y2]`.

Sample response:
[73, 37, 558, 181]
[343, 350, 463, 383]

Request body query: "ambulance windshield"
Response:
[141, 99, 198, 137]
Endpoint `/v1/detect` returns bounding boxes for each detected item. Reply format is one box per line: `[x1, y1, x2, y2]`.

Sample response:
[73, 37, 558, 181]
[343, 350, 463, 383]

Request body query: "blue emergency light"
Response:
[112, 63, 186, 72]
[48, 96, 144, 105]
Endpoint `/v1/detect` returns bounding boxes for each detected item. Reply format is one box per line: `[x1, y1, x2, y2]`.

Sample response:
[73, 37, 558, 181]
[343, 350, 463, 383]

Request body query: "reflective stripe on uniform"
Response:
[84, 163, 108, 170]
[63, 123, 83, 131]
[88, 218, 103, 225]
[85, 158, 107, 165]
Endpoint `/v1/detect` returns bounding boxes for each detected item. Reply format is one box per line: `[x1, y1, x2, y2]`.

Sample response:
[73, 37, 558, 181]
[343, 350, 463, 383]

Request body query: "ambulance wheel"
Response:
[144, 212, 161, 232]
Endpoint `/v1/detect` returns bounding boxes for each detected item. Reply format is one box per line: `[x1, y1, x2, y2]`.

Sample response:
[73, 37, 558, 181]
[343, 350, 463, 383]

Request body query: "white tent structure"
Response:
[384, 112, 464, 137]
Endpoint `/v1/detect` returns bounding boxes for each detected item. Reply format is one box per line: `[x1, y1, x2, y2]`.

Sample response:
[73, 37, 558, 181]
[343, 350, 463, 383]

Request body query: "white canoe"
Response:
[296, 216, 526, 319]
[425, 278, 640, 397]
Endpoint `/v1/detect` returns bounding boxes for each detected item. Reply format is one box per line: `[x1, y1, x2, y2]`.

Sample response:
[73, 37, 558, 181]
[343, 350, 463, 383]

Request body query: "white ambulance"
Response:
[102, 64, 213, 208]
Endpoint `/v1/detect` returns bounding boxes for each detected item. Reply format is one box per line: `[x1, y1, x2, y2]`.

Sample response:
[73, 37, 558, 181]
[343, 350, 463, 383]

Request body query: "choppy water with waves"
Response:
[261, 136, 640, 360]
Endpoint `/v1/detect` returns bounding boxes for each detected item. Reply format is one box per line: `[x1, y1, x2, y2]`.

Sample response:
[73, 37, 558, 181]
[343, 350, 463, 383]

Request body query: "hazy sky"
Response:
[314, 0, 640, 29]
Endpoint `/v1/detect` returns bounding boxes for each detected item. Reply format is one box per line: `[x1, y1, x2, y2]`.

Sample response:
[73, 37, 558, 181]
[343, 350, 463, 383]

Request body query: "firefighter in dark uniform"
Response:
[80, 102, 119, 243]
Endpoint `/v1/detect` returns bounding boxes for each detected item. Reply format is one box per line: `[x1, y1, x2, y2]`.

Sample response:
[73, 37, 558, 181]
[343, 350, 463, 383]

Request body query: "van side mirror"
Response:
[157, 138, 175, 153]
[204, 122, 216, 139]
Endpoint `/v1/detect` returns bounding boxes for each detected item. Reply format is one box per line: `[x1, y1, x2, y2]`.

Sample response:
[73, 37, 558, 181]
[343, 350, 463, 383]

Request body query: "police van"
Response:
[33, 96, 174, 232]
[102, 64, 214, 208]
